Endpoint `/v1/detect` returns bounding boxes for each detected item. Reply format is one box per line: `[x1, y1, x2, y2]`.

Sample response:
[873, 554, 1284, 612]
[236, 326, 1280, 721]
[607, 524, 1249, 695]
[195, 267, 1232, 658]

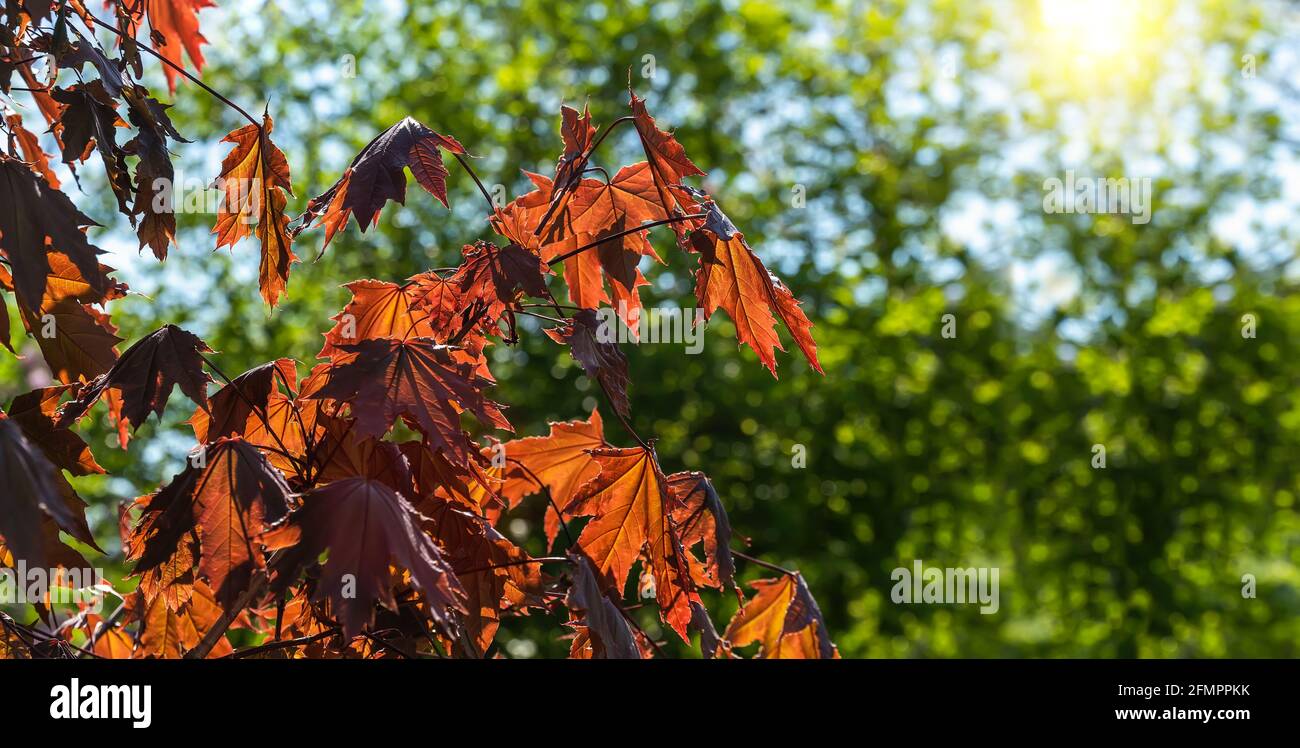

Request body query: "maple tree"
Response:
[0, 1, 835, 659]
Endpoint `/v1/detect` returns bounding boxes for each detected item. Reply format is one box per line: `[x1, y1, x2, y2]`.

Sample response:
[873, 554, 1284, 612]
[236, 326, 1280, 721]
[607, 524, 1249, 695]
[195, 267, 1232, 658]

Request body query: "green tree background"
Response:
[4, 0, 1299, 657]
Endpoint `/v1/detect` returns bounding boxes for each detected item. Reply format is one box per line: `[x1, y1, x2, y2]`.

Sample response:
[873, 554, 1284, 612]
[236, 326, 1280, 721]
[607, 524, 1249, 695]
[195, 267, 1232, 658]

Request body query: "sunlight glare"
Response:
[1039, 0, 1139, 56]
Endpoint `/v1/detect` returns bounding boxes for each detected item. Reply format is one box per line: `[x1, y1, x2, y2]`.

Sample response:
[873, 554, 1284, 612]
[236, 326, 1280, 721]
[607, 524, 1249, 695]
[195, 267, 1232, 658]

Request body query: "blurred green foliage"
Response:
[4, 0, 1298, 657]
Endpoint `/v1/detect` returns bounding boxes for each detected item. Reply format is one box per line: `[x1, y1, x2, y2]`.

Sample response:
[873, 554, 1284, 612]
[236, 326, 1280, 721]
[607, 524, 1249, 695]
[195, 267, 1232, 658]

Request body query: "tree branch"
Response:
[83, 14, 260, 128]
[185, 574, 265, 659]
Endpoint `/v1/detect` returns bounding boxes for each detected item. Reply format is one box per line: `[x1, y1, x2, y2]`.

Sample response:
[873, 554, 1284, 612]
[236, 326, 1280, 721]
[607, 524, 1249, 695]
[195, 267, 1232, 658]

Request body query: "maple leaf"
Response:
[546, 310, 631, 419]
[554, 104, 596, 194]
[134, 581, 231, 658]
[145, 0, 215, 94]
[563, 445, 698, 640]
[421, 497, 543, 654]
[189, 358, 297, 443]
[3, 249, 125, 384]
[266, 477, 467, 638]
[307, 413, 415, 493]
[18, 297, 123, 385]
[213, 113, 296, 307]
[559, 165, 669, 328]
[294, 117, 466, 248]
[666, 470, 735, 591]
[51, 81, 134, 217]
[448, 240, 551, 330]
[566, 161, 670, 242]
[501, 408, 607, 545]
[565, 553, 642, 659]
[497, 170, 656, 334]
[0, 155, 107, 307]
[5, 113, 60, 188]
[0, 419, 91, 566]
[132, 437, 292, 609]
[406, 271, 463, 337]
[56, 324, 213, 433]
[319, 278, 441, 360]
[123, 84, 188, 258]
[723, 573, 839, 659]
[309, 336, 510, 464]
[56, 26, 128, 97]
[6, 385, 105, 476]
[629, 90, 705, 223]
[687, 193, 822, 376]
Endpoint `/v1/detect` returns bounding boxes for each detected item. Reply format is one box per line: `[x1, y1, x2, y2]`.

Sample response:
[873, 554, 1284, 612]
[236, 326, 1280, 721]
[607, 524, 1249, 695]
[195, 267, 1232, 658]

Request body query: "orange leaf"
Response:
[132, 437, 292, 609]
[308, 337, 511, 465]
[690, 196, 821, 376]
[145, 0, 215, 94]
[723, 574, 838, 659]
[213, 114, 296, 307]
[564, 445, 697, 640]
[630, 90, 705, 222]
[5, 113, 60, 188]
[502, 408, 606, 545]
[319, 278, 440, 360]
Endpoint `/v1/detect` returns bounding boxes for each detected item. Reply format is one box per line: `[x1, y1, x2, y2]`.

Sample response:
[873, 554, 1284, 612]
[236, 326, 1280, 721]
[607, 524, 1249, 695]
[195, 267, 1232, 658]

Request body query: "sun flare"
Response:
[1025, 0, 1171, 98]
[1038, 0, 1140, 56]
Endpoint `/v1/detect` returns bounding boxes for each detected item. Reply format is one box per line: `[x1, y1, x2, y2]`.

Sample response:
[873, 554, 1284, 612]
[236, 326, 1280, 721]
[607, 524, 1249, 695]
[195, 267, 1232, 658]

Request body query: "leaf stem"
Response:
[508, 458, 575, 547]
[452, 152, 496, 214]
[225, 627, 340, 659]
[732, 549, 795, 577]
[199, 353, 306, 475]
[532, 115, 635, 237]
[185, 574, 265, 659]
[544, 213, 705, 265]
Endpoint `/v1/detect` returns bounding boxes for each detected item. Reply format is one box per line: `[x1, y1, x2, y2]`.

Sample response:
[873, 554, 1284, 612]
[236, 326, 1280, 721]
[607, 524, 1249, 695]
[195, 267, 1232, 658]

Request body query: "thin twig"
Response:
[456, 556, 567, 575]
[512, 308, 567, 325]
[84, 14, 260, 128]
[452, 152, 496, 213]
[199, 353, 306, 475]
[544, 213, 705, 265]
[225, 627, 340, 659]
[185, 574, 266, 659]
[507, 458, 575, 546]
[732, 549, 795, 576]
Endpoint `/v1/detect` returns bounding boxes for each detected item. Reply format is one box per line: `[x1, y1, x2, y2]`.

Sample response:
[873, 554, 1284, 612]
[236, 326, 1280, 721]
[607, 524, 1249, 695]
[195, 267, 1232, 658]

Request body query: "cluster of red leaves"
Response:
[0, 1, 836, 659]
